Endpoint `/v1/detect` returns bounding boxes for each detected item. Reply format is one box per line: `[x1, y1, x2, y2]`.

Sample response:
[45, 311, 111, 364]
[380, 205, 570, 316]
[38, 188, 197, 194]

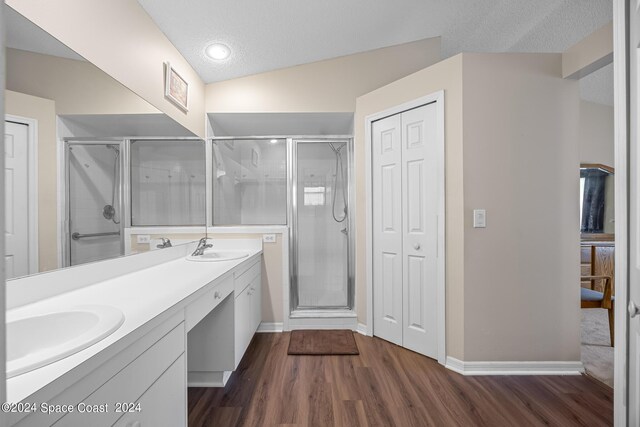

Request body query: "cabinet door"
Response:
[250, 274, 262, 332]
[234, 286, 252, 367]
[113, 354, 186, 427]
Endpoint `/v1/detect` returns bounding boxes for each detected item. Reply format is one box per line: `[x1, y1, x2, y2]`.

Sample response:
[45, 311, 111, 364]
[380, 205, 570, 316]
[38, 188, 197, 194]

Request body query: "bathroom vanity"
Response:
[5, 240, 262, 427]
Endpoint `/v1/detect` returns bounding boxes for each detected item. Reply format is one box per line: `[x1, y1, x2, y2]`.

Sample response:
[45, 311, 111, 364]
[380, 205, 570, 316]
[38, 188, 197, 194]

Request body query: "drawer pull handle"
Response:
[214, 291, 221, 299]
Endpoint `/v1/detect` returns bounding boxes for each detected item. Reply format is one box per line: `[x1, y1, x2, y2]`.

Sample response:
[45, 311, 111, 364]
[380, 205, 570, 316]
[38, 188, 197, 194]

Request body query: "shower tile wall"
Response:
[68, 144, 121, 265]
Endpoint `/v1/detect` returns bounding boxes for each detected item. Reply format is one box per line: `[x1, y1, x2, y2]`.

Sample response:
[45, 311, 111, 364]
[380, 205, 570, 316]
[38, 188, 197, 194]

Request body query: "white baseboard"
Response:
[356, 323, 368, 336]
[257, 322, 283, 333]
[188, 370, 233, 387]
[445, 357, 584, 376]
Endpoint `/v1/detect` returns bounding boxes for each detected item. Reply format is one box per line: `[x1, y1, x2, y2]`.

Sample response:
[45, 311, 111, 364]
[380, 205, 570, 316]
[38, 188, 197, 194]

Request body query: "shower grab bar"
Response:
[71, 231, 120, 240]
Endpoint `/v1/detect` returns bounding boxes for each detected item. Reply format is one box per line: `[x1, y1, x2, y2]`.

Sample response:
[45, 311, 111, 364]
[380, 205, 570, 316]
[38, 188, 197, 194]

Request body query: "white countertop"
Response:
[6, 243, 262, 404]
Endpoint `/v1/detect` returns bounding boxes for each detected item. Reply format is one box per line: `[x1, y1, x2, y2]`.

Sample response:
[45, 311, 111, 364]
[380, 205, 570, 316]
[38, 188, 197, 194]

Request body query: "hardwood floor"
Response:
[188, 333, 613, 427]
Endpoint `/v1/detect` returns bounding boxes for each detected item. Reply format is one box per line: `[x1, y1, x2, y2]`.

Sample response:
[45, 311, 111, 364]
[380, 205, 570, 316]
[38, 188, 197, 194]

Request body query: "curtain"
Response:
[581, 169, 607, 233]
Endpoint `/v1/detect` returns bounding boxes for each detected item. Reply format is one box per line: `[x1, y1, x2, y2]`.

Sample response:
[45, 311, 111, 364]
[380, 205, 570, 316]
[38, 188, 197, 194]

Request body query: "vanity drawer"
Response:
[113, 354, 186, 427]
[54, 323, 185, 427]
[234, 260, 260, 295]
[185, 274, 234, 331]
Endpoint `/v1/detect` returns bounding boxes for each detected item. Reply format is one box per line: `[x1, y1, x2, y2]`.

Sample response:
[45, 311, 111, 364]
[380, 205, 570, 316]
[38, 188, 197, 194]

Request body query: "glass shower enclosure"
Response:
[291, 139, 354, 312]
[66, 141, 124, 266]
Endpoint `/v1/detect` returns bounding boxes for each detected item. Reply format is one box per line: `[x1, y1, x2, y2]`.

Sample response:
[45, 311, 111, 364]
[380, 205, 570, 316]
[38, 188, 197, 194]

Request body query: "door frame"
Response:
[364, 91, 446, 364]
[5, 114, 39, 274]
[612, 0, 628, 424]
[289, 138, 355, 313]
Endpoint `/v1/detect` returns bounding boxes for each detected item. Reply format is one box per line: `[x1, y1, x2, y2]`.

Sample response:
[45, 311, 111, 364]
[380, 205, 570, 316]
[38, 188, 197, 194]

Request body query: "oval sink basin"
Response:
[6, 305, 125, 378]
[186, 251, 249, 262]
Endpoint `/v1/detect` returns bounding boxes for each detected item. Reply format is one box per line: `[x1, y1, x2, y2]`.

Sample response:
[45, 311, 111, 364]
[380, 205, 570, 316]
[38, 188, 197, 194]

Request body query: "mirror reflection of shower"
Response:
[103, 145, 120, 224]
[329, 143, 348, 237]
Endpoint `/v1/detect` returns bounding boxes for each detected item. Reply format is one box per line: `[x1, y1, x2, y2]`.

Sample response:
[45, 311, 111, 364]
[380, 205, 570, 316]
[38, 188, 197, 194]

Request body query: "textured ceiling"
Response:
[137, 0, 612, 85]
[5, 2, 614, 106]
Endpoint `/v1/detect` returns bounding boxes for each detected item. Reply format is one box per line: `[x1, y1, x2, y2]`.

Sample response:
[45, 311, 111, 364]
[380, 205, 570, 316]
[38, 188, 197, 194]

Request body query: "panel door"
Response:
[401, 104, 439, 358]
[4, 121, 30, 279]
[372, 114, 403, 345]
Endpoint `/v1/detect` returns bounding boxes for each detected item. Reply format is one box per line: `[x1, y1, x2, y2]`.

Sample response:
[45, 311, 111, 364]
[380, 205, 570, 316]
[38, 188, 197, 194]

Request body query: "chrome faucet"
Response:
[156, 238, 172, 249]
[191, 237, 212, 256]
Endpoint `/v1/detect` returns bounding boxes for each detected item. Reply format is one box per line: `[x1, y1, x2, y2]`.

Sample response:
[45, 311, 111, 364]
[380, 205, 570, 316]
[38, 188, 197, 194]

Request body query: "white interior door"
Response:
[401, 104, 439, 358]
[372, 113, 403, 345]
[372, 103, 440, 358]
[4, 120, 30, 279]
[627, 2, 640, 423]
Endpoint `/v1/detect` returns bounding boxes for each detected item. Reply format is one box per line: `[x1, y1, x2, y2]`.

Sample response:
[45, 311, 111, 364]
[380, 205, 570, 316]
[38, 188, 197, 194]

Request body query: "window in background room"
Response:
[212, 139, 287, 225]
[130, 140, 206, 226]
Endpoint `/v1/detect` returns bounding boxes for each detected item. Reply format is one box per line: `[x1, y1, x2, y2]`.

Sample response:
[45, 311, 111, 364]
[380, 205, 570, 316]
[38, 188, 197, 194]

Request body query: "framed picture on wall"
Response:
[164, 62, 189, 112]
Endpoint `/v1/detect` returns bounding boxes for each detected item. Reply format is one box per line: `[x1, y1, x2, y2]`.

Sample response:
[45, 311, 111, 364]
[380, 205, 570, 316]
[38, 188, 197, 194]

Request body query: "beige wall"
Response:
[5, 90, 58, 273]
[579, 100, 614, 166]
[6, 49, 157, 115]
[129, 232, 284, 323]
[461, 53, 580, 361]
[206, 38, 441, 113]
[8, 0, 205, 138]
[355, 53, 581, 362]
[354, 56, 465, 358]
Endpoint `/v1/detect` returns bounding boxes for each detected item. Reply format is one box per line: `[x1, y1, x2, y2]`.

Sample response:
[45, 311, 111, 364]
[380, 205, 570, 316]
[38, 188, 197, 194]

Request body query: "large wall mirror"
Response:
[4, 5, 206, 280]
[580, 163, 614, 239]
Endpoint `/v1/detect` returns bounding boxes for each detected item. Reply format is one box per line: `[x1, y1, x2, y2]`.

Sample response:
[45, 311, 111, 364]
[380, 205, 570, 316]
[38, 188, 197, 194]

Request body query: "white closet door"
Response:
[4, 121, 30, 279]
[372, 114, 403, 345]
[401, 104, 439, 358]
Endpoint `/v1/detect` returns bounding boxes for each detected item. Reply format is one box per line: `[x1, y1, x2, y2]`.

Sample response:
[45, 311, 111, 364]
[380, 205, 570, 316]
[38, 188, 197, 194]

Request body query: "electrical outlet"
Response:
[262, 234, 276, 243]
[473, 209, 486, 228]
[137, 234, 151, 244]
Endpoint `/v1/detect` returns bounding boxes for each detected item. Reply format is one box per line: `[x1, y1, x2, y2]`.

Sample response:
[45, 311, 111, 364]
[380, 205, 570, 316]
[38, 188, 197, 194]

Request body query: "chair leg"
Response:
[608, 303, 615, 347]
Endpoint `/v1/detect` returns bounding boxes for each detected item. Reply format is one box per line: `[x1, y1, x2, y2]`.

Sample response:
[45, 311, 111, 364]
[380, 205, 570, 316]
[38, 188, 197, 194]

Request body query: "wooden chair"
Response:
[580, 275, 614, 346]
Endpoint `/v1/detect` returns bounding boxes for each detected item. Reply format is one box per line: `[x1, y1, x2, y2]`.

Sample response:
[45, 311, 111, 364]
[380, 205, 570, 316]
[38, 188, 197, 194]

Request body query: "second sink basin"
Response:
[6, 305, 125, 378]
[186, 251, 249, 262]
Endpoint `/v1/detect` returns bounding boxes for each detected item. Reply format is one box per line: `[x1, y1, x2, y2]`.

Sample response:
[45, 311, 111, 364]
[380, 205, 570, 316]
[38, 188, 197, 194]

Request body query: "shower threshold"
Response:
[290, 309, 357, 319]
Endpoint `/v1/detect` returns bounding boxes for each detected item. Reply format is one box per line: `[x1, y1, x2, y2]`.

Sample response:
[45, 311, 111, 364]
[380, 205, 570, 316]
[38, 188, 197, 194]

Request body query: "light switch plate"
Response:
[263, 234, 276, 243]
[137, 234, 151, 244]
[473, 209, 486, 228]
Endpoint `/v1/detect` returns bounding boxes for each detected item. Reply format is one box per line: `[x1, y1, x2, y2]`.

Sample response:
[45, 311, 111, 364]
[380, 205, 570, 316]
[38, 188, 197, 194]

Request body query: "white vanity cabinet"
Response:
[234, 260, 262, 366]
[7, 249, 262, 427]
[187, 257, 262, 385]
[12, 315, 186, 427]
[112, 355, 186, 427]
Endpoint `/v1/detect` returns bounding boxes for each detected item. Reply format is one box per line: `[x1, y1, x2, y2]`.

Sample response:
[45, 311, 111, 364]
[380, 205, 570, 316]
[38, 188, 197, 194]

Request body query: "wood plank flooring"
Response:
[188, 333, 612, 427]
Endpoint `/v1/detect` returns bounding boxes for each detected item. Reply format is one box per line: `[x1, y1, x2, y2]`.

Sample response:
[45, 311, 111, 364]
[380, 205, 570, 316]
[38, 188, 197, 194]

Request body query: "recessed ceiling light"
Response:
[270, 139, 278, 144]
[205, 43, 231, 60]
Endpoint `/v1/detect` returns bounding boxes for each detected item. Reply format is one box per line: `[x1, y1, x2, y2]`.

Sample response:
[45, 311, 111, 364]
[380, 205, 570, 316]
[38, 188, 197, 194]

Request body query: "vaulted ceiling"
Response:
[137, 0, 612, 88]
[5, 2, 615, 105]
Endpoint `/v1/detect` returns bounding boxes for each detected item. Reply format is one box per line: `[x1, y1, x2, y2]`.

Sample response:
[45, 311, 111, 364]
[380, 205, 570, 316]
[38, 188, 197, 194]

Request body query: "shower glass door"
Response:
[67, 142, 123, 266]
[292, 140, 352, 310]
